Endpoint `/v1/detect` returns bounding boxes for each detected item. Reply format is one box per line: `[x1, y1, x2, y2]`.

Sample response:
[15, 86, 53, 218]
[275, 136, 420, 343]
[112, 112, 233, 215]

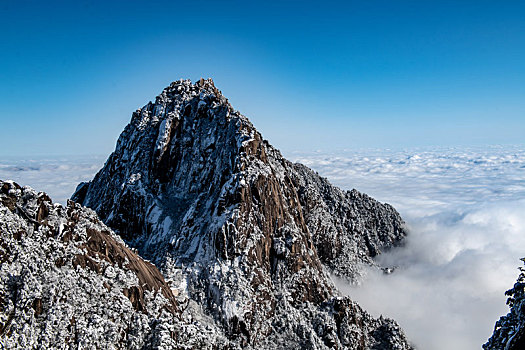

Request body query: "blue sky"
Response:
[1, 0, 524, 156]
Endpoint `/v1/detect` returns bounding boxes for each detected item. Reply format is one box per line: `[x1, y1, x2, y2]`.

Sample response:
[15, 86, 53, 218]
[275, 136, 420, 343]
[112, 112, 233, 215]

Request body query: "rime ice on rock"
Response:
[0, 180, 227, 349]
[484, 259, 525, 350]
[69, 78, 412, 349]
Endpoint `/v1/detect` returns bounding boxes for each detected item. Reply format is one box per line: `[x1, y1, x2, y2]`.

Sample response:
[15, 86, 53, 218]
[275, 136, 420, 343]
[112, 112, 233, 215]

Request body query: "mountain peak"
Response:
[161, 78, 221, 99]
[70, 79, 412, 348]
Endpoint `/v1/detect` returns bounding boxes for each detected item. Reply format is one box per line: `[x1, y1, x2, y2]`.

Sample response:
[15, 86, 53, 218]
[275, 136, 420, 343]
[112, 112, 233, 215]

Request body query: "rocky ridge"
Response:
[70, 78, 411, 349]
[290, 163, 406, 279]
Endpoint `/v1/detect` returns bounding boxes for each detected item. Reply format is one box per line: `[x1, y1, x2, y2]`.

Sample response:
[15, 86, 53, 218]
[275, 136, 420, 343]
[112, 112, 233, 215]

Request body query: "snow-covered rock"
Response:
[0, 180, 227, 349]
[290, 163, 406, 280]
[71, 78, 412, 349]
[484, 259, 525, 350]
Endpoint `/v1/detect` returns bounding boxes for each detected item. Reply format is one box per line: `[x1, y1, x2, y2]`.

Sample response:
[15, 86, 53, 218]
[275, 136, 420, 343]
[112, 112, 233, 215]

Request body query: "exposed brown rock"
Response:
[71, 227, 178, 314]
[36, 199, 49, 223]
[54, 257, 65, 267]
[72, 253, 101, 273]
[0, 185, 17, 212]
[32, 298, 43, 317]
[103, 281, 111, 291]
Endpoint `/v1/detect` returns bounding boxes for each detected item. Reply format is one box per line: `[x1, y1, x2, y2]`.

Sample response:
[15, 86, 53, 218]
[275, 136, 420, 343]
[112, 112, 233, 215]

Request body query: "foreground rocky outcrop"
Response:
[484, 259, 525, 350]
[70, 78, 411, 349]
[0, 180, 226, 349]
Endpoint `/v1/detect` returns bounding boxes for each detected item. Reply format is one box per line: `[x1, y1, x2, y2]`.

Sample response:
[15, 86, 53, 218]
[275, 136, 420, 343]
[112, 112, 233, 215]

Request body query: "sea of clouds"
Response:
[0, 155, 105, 205]
[290, 145, 525, 350]
[1, 146, 525, 349]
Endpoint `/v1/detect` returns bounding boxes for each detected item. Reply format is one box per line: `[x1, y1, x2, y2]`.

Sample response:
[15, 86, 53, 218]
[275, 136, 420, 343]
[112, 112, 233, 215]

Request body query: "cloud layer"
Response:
[291, 145, 525, 349]
[0, 155, 104, 205]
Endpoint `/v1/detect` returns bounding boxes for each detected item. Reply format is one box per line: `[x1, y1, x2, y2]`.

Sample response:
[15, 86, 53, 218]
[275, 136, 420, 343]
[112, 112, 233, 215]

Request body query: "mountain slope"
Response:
[0, 180, 230, 349]
[290, 163, 406, 279]
[72, 78, 411, 349]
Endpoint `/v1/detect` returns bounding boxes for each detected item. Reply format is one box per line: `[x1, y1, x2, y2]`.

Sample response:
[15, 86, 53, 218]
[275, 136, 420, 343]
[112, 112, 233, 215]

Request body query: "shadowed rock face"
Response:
[72, 78, 412, 349]
[0, 180, 225, 349]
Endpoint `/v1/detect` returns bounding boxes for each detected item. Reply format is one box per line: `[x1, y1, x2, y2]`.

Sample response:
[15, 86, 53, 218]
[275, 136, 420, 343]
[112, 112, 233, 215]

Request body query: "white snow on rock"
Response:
[0, 180, 228, 349]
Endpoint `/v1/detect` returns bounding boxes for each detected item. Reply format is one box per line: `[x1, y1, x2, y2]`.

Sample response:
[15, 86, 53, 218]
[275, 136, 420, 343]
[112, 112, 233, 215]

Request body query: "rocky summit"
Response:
[2, 78, 412, 349]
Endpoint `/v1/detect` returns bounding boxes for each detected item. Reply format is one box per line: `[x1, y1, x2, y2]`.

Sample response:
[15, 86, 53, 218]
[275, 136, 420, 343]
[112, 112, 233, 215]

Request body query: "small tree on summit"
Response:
[505, 258, 525, 308]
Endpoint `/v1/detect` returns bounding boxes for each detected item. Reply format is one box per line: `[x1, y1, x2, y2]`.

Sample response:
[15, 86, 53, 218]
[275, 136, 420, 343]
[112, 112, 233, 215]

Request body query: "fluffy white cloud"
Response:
[290, 145, 525, 350]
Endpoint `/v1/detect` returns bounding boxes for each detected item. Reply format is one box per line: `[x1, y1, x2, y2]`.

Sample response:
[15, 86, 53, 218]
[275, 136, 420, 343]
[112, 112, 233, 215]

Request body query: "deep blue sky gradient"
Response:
[1, 0, 524, 156]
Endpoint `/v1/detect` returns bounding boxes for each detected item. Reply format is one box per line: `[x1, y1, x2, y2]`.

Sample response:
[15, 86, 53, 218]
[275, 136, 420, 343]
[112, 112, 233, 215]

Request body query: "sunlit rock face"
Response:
[70, 78, 411, 349]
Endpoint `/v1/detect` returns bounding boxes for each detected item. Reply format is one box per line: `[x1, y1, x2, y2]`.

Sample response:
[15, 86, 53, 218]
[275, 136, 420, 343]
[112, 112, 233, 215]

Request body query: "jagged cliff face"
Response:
[290, 163, 406, 279]
[71, 78, 410, 349]
[0, 180, 227, 349]
[484, 260, 525, 350]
